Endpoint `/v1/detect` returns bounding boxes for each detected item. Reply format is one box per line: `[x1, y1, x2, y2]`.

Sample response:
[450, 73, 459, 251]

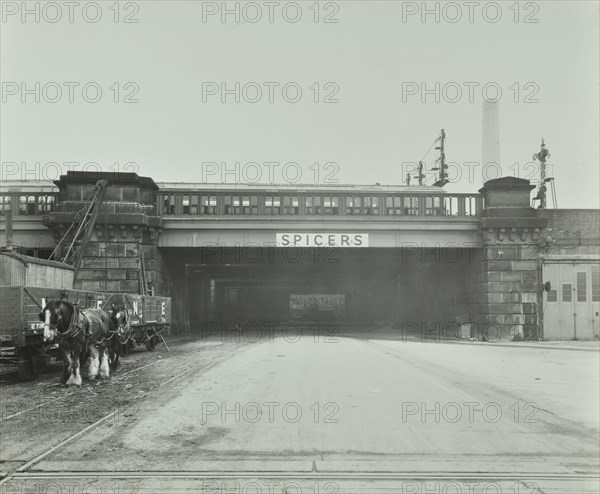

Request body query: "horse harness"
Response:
[56, 305, 115, 345]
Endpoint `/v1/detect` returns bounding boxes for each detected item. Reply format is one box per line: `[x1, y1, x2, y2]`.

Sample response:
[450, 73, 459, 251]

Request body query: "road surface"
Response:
[1, 334, 599, 493]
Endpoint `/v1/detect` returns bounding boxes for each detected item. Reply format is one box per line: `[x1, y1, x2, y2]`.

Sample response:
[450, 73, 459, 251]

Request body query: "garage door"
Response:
[543, 262, 600, 340]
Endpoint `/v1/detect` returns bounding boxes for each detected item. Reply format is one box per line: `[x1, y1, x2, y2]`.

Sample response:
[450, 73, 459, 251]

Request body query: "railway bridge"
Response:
[1, 172, 598, 341]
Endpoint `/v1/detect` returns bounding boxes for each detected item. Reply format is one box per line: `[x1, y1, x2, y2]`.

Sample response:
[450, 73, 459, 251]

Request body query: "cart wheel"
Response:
[17, 349, 38, 381]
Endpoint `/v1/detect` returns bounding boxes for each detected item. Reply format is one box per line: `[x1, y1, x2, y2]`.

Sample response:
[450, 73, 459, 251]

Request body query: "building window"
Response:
[265, 196, 281, 215]
[201, 195, 217, 215]
[577, 272, 587, 302]
[592, 266, 600, 302]
[562, 284, 572, 302]
[282, 196, 299, 215]
[547, 289, 557, 302]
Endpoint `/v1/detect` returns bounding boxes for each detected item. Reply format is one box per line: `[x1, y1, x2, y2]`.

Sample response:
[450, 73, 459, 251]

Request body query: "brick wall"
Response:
[538, 209, 600, 257]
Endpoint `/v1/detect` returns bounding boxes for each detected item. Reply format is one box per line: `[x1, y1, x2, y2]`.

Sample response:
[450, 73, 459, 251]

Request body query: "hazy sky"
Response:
[1, 0, 599, 208]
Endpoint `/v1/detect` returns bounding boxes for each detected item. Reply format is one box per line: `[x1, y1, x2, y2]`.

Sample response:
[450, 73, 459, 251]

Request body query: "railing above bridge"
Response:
[155, 190, 484, 218]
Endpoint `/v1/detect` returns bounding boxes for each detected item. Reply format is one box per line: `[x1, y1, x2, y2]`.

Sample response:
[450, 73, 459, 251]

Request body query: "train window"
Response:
[363, 197, 379, 215]
[163, 195, 175, 215]
[0, 196, 11, 214]
[346, 196, 361, 215]
[465, 196, 477, 216]
[200, 195, 217, 214]
[386, 197, 402, 215]
[283, 196, 299, 215]
[404, 197, 420, 215]
[0, 196, 10, 214]
[190, 196, 198, 214]
[592, 266, 600, 302]
[562, 284, 572, 302]
[182, 195, 191, 214]
[425, 197, 441, 216]
[306, 196, 313, 214]
[385, 197, 393, 214]
[37, 195, 56, 213]
[546, 290, 557, 302]
[577, 272, 587, 302]
[19, 196, 37, 215]
[265, 196, 281, 215]
[225, 195, 241, 214]
[241, 196, 252, 215]
[444, 197, 459, 216]
[306, 196, 321, 215]
[323, 196, 339, 215]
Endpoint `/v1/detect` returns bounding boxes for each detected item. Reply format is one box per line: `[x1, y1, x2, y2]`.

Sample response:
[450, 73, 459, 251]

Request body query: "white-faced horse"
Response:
[40, 300, 112, 386]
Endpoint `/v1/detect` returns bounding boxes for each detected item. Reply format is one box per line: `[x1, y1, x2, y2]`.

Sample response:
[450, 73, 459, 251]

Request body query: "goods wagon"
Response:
[102, 293, 171, 352]
[0, 252, 74, 289]
[0, 286, 110, 380]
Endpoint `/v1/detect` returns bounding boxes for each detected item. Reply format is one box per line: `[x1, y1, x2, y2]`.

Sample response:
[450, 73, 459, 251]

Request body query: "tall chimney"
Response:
[482, 100, 501, 185]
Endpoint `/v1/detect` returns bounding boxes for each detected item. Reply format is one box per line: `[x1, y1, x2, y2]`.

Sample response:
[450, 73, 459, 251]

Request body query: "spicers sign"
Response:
[276, 233, 369, 247]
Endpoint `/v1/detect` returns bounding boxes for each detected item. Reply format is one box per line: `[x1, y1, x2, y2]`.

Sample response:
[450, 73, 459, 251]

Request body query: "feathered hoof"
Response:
[66, 374, 82, 387]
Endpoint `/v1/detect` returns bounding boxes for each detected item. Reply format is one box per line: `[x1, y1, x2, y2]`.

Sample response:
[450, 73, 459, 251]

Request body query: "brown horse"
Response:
[39, 300, 112, 386]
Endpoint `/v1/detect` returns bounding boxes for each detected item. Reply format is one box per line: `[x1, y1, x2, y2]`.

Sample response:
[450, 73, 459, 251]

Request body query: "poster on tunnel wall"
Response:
[289, 294, 345, 320]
